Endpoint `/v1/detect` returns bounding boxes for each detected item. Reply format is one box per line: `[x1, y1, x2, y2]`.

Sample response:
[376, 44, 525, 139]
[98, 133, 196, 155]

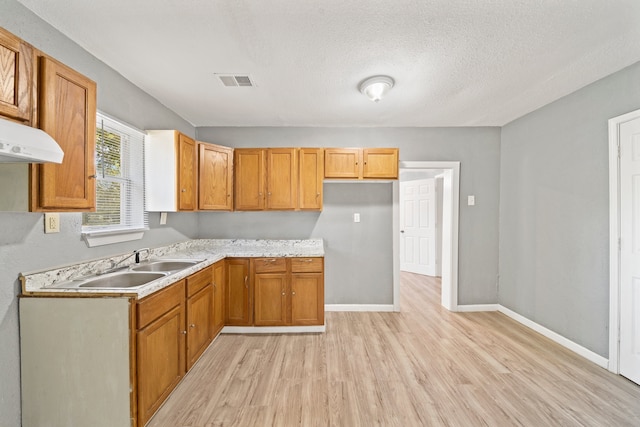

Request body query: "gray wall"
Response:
[197, 126, 502, 306]
[0, 1, 197, 425]
[499, 60, 640, 358]
[199, 183, 394, 304]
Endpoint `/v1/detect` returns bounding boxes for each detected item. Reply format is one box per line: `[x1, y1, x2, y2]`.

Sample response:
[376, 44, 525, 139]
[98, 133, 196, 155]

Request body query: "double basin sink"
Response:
[53, 260, 204, 290]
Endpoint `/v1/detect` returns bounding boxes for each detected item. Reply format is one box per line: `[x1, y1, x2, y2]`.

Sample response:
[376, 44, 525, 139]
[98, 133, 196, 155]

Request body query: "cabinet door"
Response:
[291, 273, 324, 326]
[254, 273, 288, 326]
[137, 304, 186, 426]
[266, 148, 297, 210]
[178, 133, 197, 211]
[0, 28, 32, 123]
[363, 148, 398, 179]
[225, 258, 251, 325]
[198, 143, 233, 210]
[324, 148, 362, 179]
[35, 56, 96, 210]
[212, 260, 225, 337]
[234, 149, 265, 210]
[186, 285, 213, 369]
[298, 148, 323, 210]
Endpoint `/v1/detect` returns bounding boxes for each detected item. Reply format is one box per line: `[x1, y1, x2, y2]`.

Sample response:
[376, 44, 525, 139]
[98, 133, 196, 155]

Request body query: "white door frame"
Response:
[393, 161, 460, 311]
[608, 108, 640, 374]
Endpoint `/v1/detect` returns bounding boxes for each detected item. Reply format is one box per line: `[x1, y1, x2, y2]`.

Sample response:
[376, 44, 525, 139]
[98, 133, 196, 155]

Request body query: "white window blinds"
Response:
[82, 112, 147, 234]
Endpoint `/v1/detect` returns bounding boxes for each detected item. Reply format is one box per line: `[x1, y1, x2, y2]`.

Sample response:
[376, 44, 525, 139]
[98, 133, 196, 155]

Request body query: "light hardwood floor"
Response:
[147, 272, 640, 426]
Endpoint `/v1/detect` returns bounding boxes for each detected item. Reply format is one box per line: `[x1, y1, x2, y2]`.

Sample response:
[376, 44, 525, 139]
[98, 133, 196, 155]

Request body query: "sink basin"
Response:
[78, 272, 166, 289]
[130, 260, 202, 273]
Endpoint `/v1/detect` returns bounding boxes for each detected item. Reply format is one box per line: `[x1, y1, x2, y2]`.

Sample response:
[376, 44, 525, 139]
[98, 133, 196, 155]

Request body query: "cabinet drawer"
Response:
[187, 266, 212, 297]
[137, 280, 185, 329]
[291, 257, 323, 273]
[253, 257, 287, 273]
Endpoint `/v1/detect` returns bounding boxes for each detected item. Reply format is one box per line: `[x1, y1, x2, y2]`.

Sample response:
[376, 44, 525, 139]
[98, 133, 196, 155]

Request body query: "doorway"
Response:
[392, 161, 460, 311]
[399, 172, 443, 277]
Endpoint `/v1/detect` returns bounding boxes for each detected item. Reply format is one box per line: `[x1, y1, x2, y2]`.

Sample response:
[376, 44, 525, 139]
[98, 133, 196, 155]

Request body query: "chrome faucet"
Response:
[134, 248, 150, 263]
[98, 248, 151, 275]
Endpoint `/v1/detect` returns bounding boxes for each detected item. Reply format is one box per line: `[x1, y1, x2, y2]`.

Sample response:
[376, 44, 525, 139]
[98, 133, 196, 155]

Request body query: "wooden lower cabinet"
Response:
[252, 257, 324, 327]
[211, 260, 225, 336]
[137, 265, 218, 426]
[254, 272, 288, 326]
[137, 305, 185, 426]
[291, 272, 324, 325]
[225, 258, 251, 325]
[186, 271, 213, 369]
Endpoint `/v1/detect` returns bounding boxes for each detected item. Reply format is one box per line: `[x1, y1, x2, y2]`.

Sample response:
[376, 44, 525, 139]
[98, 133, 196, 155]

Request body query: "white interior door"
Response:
[400, 179, 436, 276]
[620, 115, 640, 385]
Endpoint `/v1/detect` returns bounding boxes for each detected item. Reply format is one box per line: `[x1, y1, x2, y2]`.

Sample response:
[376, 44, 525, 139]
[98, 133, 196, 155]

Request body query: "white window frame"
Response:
[82, 112, 148, 247]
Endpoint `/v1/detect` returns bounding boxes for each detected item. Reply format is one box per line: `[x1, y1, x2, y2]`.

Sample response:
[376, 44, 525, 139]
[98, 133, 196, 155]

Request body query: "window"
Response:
[82, 112, 147, 247]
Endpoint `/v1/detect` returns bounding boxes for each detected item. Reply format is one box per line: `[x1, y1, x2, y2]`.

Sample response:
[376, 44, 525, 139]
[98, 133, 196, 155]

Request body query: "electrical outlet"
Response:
[468, 195, 475, 206]
[44, 213, 60, 233]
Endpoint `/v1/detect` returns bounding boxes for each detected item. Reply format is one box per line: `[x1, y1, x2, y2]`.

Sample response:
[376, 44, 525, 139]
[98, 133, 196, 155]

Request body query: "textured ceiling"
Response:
[15, 0, 640, 127]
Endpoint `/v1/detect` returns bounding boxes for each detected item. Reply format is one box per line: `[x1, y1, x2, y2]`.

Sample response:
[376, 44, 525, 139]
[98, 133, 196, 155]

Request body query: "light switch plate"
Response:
[44, 213, 60, 233]
[354, 213, 361, 223]
[468, 195, 475, 206]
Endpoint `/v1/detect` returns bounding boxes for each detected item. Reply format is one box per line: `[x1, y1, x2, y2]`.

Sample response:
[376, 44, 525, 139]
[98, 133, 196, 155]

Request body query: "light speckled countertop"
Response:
[21, 239, 324, 299]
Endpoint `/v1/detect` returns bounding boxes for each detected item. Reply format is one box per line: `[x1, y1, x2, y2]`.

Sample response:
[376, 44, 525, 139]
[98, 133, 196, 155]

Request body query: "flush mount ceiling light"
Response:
[359, 75, 394, 102]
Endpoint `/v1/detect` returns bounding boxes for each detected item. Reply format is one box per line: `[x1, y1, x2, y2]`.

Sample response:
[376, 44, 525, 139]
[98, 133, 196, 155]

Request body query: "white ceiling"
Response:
[16, 0, 640, 127]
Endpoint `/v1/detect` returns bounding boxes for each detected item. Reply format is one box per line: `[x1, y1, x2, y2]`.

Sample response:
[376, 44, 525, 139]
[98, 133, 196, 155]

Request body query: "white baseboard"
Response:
[221, 325, 325, 334]
[457, 304, 500, 312]
[451, 303, 608, 369]
[497, 305, 608, 369]
[324, 304, 395, 312]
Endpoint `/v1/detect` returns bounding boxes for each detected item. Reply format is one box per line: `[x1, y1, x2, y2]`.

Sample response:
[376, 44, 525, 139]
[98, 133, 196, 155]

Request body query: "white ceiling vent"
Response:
[216, 74, 254, 87]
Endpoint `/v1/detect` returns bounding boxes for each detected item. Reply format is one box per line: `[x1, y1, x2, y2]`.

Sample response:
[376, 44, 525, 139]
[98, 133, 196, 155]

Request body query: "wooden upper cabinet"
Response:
[178, 133, 197, 211]
[198, 143, 233, 210]
[363, 148, 399, 179]
[324, 147, 398, 179]
[34, 56, 96, 211]
[324, 148, 361, 178]
[0, 27, 33, 123]
[234, 149, 266, 210]
[266, 148, 297, 210]
[235, 148, 299, 211]
[145, 130, 197, 212]
[298, 148, 323, 210]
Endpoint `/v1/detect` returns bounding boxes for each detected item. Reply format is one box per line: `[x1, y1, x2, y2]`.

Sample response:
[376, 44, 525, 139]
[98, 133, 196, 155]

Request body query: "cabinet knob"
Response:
[190, 324, 196, 328]
[292, 291, 296, 296]
[181, 330, 187, 335]
[181, 189, 186, 192]
[316, 193, 320, 197]
[244, 276, 248, 288]
[281, 292, 286, 296]
[88, 174, 97, 179]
